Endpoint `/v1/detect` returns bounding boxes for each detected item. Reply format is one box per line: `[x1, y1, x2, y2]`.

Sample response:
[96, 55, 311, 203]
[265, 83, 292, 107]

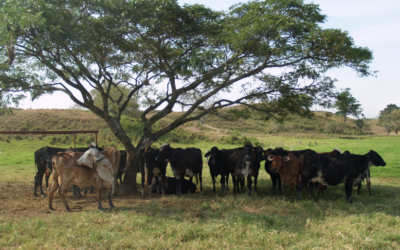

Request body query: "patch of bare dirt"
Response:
[0, 182, 144, 220]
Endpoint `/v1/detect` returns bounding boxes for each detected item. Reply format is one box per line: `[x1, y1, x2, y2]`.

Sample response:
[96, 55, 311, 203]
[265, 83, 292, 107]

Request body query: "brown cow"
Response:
[267, 148, 301, 197]
[48, 147, 120, 211]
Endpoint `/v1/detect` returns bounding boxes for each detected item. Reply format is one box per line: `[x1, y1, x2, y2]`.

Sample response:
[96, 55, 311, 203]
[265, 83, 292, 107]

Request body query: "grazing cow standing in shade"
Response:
[204, 147, 234, 193]
[155, 144, 203, 197]
[266, 148, 301, 197]
[48, 147, 119, 211]
[139, 147, 168, 198]
[298, 150, 386, 203]
[227, 143, 263, 196]
[314, 148, 343, 195]
[33, 144, 102, 197]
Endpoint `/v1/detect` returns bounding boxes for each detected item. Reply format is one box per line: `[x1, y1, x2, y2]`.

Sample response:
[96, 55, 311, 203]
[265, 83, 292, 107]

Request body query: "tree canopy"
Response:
[333, 89, 363, 124]
[0, 0, 374, 190]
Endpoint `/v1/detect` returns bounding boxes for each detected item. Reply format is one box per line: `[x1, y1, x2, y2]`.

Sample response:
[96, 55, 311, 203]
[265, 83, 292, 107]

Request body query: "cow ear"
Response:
[204, 152, 211, 158]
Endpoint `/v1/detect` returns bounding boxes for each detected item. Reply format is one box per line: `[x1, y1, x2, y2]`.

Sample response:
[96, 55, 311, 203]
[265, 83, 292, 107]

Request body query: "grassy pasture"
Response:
[0, 137, 399, 249]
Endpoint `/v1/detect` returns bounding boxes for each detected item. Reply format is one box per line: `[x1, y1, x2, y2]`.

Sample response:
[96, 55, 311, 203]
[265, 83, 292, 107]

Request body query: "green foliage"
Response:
[0, 0, 374, 153]
[334, 89, 363, 124]
[378, 104, 400, 135]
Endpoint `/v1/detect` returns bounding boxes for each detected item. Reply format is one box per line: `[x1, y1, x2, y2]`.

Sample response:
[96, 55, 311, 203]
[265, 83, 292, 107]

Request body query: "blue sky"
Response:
[20, 0, 400, 118]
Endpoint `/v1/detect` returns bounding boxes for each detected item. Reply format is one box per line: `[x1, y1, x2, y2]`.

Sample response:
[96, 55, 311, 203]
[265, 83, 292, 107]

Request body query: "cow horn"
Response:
[283, 156, 290, 162]
[267, 155, 274, 161]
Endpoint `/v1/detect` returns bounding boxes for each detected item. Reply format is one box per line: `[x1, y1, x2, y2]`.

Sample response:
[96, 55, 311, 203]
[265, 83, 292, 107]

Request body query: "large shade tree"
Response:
[0, 0, 373, 191]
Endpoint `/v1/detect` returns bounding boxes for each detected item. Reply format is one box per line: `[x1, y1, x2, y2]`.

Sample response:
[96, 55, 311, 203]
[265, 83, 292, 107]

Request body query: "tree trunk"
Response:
[122, 148, 139, 193]
[344, 116, 347, 124]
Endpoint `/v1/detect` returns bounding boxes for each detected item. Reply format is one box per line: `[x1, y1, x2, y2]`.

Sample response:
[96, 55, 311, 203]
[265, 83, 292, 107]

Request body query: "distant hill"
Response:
[0, 108, 389, 147]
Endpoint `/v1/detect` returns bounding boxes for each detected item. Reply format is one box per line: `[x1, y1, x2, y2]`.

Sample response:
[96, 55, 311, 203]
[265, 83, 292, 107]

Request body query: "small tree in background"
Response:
[379, 104, 400, 135]
[334, 89, 363, 124]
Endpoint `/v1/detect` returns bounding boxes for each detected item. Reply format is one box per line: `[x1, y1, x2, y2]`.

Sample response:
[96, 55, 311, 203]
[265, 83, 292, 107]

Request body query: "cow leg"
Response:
[58, 182, 71, 212]
[178, 174, 184, 197]
[290, 183, 295, 197]
[45, 174, 50, 189]
[73, 185, 82, 198]
[211, 175, 216, 193]
[226, 173, 229, 191]
[345, 180, 353, 203]
[94, 182, 103, 210]
[38, 173, 46, 197]
[232, 175, 237, 193]
[367, 169, 371, 195]
[48, 172, 59, 211]
[199, 172, 203, 191]
[108, 187, 115, 208]
[357, 183, 362, 195]
[270, 175, 277, 195]
[247, 176, 252, 196]
[254, 173, 259, 192]
[220, 175, 225, 193]
[160, 175, 166, 195]
[277, 177, 282, 195]
[141, 166, 146, 198]
[240, 177, 245, 193]
[297, 178, 309, 200]
[34, 173, 40, 197]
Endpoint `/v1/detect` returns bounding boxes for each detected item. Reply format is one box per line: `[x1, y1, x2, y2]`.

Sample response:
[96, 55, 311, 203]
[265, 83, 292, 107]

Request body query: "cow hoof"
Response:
[41, 194, 46, 198]
[34, 193, 39, 197]
[49, 207, 55, 211]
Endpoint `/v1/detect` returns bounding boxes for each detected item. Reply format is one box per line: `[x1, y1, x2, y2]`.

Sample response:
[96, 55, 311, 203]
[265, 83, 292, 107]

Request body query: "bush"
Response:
[15, 135, 23, 140]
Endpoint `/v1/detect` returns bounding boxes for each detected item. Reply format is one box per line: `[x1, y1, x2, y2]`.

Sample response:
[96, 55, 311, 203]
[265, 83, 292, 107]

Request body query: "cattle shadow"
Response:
[107, 179, 400, 234]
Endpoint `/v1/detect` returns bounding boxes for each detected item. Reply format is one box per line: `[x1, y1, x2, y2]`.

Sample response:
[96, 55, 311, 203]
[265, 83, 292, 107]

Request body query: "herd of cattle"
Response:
[33, 142, 386, 211]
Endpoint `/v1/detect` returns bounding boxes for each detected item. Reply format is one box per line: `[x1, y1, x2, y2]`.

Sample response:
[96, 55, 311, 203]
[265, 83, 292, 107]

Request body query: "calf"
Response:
[48, 147, 119, 211]
[204, 147, 234, 193]
[298, 150, 386, 203]
[227, 143, 263, 196]
[139, 147, 168, 198]
[151, 176, 197, 195]
[155, 144, 203, 197]
[267, 148, 301, 197]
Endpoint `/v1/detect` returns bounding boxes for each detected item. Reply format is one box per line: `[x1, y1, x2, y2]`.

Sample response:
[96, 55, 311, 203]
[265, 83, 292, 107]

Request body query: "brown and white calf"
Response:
[48, 147, 120, 211]
[267, 148, 301, 197]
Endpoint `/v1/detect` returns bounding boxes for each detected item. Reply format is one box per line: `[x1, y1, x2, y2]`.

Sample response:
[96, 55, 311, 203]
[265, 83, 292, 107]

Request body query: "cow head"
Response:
[243, 143, 253, 166]
[155, 143, 171, 162]
[267, 147, 290, 173]
[77, 148, 106, 168]
[206, 147, 223, 166]
[253, 146, 264, 162]
[368, 150, 386, 167]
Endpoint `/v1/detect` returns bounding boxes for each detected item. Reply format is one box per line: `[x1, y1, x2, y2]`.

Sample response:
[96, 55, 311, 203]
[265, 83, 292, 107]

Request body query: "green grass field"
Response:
[0, 137, 399, 249]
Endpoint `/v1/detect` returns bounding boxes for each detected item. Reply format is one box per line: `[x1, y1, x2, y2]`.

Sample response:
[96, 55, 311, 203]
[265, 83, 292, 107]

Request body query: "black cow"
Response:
[263, 148, 281, 195]
[139, 147, 168, 198]
[155, 144, 203, 197]
[33, 145, 102, 197]
[298, 150, 386, 203]
[227, 143, 263, 196]
[342, 150, 371, 195]
[204, 147, 234, 193]
[151, 176, 197, 195]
